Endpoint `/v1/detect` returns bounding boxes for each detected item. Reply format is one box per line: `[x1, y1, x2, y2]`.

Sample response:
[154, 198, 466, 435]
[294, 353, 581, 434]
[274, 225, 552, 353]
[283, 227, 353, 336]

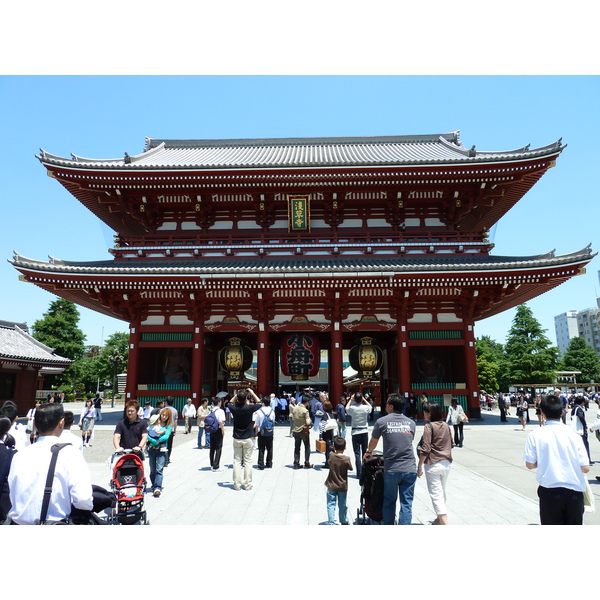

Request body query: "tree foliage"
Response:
[476, 335, 510, 392]
[560, 336, 600, 383]
[32, 298, 129, 395]
[504, 304, 559, 385]
[70, 332, 129, 396]
[32, 298, 86, 361]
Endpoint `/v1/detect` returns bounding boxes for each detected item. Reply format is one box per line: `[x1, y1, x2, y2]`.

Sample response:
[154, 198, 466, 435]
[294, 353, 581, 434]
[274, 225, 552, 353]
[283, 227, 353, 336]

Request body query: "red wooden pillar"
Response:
[397, 321, 411, 396]
[126, 322, 141, 400]
[330, 322, 343, 403]
[14, 366, 36, 415]
[463, 320, 480, 418]
[257, 323, 269, 396]
[191, 324, 205, 404]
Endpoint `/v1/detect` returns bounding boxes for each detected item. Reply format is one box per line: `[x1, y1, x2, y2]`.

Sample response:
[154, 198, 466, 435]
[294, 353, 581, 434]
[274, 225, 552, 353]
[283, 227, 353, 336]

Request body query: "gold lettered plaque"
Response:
[288, 194, 310, 231]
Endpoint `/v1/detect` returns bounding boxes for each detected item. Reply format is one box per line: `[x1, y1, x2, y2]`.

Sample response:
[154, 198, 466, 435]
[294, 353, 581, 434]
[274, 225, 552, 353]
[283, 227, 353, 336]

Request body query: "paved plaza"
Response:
[71, 401, 600, 526]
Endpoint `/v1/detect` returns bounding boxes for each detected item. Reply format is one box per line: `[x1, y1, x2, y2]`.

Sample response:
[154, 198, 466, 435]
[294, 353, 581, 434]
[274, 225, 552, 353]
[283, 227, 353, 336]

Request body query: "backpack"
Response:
[259, 409, 275, 437]
[204, 411, 220, 434]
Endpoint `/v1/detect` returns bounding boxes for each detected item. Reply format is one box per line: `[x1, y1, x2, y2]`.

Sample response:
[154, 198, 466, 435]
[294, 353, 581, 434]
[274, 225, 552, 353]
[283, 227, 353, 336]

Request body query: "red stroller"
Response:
[108, 452, 148, 525]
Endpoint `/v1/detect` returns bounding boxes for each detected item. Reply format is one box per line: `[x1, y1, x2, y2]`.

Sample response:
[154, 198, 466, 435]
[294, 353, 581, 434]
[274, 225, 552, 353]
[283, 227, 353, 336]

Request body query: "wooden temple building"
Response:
[11, 132, 594, 417]
[0, 320, 71, 414]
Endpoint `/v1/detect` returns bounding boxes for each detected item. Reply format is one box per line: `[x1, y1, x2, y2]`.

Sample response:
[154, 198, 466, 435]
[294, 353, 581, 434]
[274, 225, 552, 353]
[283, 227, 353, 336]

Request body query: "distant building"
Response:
[577, 299, 600, 356]
[555, 299, 600, 357]
[555, 311, 580, 355]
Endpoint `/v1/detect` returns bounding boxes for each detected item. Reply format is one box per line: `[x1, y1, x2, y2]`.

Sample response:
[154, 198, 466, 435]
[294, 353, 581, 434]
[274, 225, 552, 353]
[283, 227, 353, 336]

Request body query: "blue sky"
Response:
[1, 75, 598, 348]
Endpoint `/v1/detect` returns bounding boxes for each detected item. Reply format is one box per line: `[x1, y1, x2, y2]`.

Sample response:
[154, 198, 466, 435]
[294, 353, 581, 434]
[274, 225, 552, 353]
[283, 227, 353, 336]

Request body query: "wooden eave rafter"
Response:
[45, 154, 559, 237]
[13, 252, 590, 325]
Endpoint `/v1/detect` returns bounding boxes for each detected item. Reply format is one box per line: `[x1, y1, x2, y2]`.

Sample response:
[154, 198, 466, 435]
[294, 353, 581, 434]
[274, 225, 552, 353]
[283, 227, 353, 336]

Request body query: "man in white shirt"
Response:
[208, 398, 226, 471]
[59, 410, 84, 452]
[143, 401, 153, 420]
[182, 398, 197, 434]
[8, 403, 93, 524]
[346, 392, 373, 479]
[524, 394, 590, 525]
[0, 401, 28, 451]
[255, 397, 276, 469]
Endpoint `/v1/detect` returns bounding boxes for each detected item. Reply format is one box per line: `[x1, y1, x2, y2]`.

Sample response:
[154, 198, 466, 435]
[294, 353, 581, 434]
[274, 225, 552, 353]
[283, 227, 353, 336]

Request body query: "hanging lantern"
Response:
[281, 333, 320, 380]
[219, 337, 253, 381]
[349, 336, 383, 380]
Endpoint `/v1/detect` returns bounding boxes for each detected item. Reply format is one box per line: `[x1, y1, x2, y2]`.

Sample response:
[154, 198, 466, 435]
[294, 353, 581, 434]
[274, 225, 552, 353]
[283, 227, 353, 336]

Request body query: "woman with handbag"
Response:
[417, 401, 453, 525]
[534, 395, 543, 426]
[26, 400, 40, 445]
[445, 397, 466, 447]
[571, 396, 590, 462]
[517, 395, 528, 431]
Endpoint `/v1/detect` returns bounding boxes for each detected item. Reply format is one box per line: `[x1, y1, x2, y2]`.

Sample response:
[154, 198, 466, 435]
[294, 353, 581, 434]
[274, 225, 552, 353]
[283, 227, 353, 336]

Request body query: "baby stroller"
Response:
[357, 451, 384, 524]
[107, 451, 148, 525]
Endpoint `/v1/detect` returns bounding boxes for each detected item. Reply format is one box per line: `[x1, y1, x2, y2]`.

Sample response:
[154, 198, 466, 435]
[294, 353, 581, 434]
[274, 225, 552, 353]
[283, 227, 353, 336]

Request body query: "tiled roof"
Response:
[37, 132, 565, 171]
[0, 323, 72, 365]
[10, 246, 594, 277]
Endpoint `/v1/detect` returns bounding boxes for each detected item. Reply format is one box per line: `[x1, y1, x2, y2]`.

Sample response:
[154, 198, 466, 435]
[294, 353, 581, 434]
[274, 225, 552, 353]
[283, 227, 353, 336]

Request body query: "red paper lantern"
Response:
[281, 333, 320, 380]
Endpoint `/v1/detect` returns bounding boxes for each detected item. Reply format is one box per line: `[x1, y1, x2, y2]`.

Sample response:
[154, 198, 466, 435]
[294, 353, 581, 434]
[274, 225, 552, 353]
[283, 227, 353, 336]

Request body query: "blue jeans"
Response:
[148, 448, 167, 491]
[383, 471, 417, 525]
[198, 426, 210, 447]
[326, 489, 348, 525]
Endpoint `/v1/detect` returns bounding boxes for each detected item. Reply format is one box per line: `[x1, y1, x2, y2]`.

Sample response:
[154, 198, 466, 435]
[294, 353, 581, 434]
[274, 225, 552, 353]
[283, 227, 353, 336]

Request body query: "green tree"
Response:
[560, 336, 600, 383]
[97, 332, 129, 385]
[504, 304, 559, 385]
[476, 354, 500, 393]
[70, 333, 129, 396]
[476, 335, 510, 391]
[32, 298, 86, 360]
[32, 299, 86, 389]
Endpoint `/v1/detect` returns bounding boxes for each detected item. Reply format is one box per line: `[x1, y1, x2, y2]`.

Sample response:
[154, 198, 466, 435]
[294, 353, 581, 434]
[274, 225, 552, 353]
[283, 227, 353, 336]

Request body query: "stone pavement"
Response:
[81, 402, 600, 526]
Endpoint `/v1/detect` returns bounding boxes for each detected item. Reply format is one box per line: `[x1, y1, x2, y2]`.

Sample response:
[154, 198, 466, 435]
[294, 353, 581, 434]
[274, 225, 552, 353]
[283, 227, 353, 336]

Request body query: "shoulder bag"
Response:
[571, 407, 584, 436]
[37, 443, 72, 525]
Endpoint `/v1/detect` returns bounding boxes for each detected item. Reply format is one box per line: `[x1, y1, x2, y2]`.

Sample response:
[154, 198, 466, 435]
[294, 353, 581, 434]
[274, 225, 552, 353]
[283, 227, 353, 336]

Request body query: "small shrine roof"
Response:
[10, 246, 594, 277]
[0, 322, 72, 366]
[37, 132, 565, 171]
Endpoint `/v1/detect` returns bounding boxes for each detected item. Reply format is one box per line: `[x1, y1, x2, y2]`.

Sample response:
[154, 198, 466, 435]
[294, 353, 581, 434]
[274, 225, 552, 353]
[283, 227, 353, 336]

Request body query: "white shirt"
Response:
[9, 422, 28, 451]
[8, 435, 93, 524]
[59, 428, 84, 452]
[446, 405, 464, 426]
[182, 403, 196, 418]
[255, 406, 275, 431]
[523, 420, 589, 492]
[346, 403, 372, 433]
[212, 407, 226, 425]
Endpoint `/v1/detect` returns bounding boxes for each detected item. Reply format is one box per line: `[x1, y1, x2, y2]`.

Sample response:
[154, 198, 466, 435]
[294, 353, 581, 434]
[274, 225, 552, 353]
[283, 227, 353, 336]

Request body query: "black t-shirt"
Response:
[226, 402, 262, 439]
[114, 417, 148, 450]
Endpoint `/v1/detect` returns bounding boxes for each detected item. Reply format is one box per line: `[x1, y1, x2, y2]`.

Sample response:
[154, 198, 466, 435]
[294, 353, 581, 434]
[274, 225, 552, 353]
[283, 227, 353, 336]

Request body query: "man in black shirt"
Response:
[226, 389, 262, 491]
[113, 400, 148, 458]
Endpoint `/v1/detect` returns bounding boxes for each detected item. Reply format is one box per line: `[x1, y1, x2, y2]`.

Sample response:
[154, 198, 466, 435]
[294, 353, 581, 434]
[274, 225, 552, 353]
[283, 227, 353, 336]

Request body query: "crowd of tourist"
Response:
[1, 385, 599, 525]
